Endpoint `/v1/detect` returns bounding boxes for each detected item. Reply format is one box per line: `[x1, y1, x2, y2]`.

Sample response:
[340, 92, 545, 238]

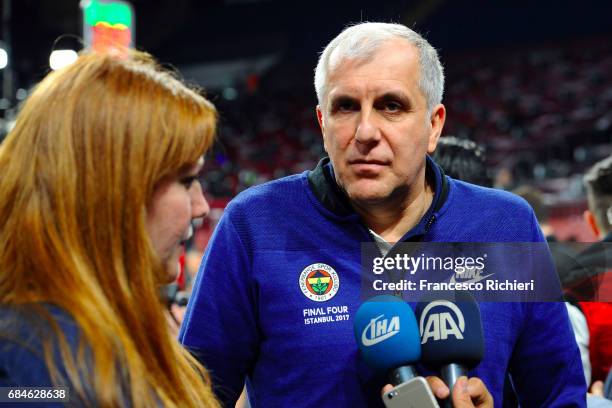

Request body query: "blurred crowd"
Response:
[197, 35, 611, 202]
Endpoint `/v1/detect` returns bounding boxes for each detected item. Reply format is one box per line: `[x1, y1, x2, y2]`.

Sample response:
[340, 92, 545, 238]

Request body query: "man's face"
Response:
[316, 39, 445, 206]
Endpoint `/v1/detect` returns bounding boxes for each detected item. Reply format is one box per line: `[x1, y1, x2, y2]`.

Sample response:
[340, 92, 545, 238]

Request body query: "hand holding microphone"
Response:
[354, 294, 492, 408]
[425, 376, 493, 408]
[380, 376, 492, 408]
[354, 295, 439, 407]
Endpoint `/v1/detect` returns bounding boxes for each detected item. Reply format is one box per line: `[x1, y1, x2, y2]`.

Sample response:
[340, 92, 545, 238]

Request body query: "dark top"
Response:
[0, 304, 91, 407]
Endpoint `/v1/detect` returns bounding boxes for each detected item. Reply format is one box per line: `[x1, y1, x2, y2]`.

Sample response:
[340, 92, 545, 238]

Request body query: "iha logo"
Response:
[299, 263, 340, 302]
[361, 314, 400, 346]
[419, 301, 465, 344]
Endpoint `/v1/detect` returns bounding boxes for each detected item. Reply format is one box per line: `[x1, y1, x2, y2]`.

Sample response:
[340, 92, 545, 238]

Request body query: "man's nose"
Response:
[354, 110, 381, 146]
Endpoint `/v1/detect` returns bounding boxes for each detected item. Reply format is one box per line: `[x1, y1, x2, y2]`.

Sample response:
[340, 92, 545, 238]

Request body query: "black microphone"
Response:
[416, 291, 484, 406]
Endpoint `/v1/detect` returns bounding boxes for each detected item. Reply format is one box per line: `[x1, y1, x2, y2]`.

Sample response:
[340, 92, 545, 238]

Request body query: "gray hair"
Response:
[314, 22, 445, 113]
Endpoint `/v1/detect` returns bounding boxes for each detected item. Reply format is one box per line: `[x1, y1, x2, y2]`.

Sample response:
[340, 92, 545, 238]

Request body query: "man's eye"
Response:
[333, 99, 358, 113]
[339, 102, 356, 112]
[383, 101, 402, 112]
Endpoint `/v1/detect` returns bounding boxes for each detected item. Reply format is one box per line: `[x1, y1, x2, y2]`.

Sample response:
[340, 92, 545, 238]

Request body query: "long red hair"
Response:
[0, 51, 219, 407]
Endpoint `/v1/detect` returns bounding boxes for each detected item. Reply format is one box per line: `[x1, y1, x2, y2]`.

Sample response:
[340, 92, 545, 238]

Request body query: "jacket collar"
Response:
[307, 156, 449, 240]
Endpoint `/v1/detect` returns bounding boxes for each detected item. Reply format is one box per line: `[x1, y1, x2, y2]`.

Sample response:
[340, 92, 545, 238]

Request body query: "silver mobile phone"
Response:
[383, 376, 440, 408]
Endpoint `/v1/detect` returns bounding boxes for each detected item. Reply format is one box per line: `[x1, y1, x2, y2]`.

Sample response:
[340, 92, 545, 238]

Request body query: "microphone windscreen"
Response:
[416, 291, 484, 369]
[353, 295, 421, 373]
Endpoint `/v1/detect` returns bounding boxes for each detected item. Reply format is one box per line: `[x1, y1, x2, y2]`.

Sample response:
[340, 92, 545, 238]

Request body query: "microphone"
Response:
[353, 295, 421, 385]
[416, 291, 484, 405]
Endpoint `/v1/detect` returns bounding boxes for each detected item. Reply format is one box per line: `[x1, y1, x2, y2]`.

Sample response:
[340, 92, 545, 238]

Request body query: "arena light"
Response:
[0, 48, 7, 69]
[49, 49, 79, 71]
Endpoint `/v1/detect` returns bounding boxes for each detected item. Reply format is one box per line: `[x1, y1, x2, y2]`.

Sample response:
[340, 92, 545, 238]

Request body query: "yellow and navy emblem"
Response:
[299, 263, 339, 302]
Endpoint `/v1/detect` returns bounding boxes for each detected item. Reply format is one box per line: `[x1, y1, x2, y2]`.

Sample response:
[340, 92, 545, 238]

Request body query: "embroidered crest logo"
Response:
[299, 263, 340, 302]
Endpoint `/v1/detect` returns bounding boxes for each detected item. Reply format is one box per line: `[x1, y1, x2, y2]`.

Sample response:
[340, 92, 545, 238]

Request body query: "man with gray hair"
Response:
[181, 22, 586, 407]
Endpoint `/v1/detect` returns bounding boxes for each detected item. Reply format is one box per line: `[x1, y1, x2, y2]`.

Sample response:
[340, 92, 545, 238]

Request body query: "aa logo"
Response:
[299, 263, 340, 302]
[419, 300, 465, 344]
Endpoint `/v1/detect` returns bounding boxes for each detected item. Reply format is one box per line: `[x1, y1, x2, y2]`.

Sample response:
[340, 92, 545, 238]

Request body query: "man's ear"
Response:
[583, 209, 601, 239]
[316, 105, 329, 153]
[316, 105, 325, 134]
[427, 103, 446, 154]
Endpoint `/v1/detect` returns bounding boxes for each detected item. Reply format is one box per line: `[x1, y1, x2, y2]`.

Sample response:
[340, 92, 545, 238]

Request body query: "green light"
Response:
[84, 0, 132, 27]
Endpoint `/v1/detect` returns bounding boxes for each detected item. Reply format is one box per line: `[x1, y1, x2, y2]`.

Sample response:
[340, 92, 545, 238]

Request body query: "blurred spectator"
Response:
[432, 136, 492, 187]
[588, 375, 612, 407]
[561, 155, 612, 385]
[513, 185, 583, 271]
[513, 186, 554, 238]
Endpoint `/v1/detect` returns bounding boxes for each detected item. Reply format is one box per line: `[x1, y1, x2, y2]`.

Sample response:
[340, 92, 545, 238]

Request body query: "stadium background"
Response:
[1, 0, 611, 253]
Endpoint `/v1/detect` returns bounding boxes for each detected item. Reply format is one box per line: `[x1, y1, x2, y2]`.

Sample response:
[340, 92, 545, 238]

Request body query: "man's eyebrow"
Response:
[328, 90, 413, 103]
[376, 91, 412, 104]
[329, 93, 359, 103]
